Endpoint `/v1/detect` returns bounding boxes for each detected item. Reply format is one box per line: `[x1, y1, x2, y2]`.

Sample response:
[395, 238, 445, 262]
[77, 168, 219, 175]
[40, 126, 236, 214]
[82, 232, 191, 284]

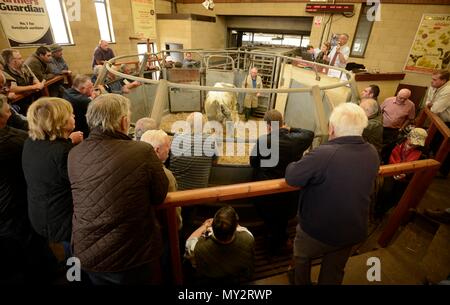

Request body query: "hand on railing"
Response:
[33, 80, 45, 91]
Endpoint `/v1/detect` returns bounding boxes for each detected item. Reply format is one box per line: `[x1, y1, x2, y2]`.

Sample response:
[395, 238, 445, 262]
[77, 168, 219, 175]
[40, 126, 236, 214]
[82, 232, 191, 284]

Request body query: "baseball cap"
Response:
[408, 128, 427, 147]
[49, 43, 63, 53]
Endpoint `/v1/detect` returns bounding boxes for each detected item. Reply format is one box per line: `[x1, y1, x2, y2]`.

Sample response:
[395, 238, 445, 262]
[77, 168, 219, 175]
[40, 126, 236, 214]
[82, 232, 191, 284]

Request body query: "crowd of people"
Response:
[0, 36, 449, 285]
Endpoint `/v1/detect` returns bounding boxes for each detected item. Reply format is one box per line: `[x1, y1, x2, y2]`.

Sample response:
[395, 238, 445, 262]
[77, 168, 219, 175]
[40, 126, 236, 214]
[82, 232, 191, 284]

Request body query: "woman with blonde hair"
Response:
[22, 97, 83, 254]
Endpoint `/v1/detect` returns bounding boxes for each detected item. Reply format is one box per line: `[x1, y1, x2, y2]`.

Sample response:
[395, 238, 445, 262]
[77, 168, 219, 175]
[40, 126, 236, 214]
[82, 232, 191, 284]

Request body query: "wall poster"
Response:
[404, 14, 450, 74]
[130, 0, 157, 40]
[0, 0, 54, 47]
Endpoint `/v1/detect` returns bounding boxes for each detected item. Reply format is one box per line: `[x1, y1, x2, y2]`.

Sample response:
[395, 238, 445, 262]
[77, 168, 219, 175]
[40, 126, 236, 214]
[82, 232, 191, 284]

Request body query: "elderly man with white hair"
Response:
[285, 103, 380, 285]
[169, 112, 218, 234]
[242, 67, 263, 121]
[169, 112, 217, 190]
[134, 117, 158, 141]
[141, 129, 182, 230]
[360, 98, 383, 156]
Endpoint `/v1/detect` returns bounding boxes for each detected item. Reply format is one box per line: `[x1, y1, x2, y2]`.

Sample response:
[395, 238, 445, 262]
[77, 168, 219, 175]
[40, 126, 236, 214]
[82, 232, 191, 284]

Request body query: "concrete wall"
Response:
[156, 15, 226, 52]
[190, 17, 227, 50]
[157, 19, 192, 51]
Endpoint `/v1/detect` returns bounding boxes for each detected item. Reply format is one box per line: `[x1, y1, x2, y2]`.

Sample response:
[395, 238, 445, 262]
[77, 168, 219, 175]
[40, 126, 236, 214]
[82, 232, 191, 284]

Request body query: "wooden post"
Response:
[166, 207, 183, 285]
[416, 108, 427, 127]
[378, 165, 440, 247]
[436, 137, 449, 163]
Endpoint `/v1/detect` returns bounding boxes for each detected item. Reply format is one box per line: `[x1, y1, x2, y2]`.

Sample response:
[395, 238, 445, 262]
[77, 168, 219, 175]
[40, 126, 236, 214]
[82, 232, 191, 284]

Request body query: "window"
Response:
[44, 0, 73, 44]
[350, 4, 375, 57]
[137, 42, 157, 61]
[94, 0, 115, 43]
[300, 36, 310, 47]
[235, 31, 309, 47]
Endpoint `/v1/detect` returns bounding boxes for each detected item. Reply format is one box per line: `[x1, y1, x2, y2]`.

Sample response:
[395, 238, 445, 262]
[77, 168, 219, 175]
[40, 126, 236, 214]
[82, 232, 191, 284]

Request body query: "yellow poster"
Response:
[131, 0, 156, 40]
[405, 14, 450, 74]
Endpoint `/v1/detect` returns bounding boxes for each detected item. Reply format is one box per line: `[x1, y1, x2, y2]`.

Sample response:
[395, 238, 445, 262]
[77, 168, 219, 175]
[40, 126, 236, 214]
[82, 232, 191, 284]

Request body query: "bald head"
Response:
[338, 34, 349, 46]
[359, 98, 379, 117]
[250, 67, 258, 79]
[396, 89, 411, 104]
[99, 40, 109, 51]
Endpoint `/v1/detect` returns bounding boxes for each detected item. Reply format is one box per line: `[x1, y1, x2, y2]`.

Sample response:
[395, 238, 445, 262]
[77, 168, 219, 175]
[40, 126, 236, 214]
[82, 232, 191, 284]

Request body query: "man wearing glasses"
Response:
[1, 49, 45, 115]
[0, 71, 28, 130]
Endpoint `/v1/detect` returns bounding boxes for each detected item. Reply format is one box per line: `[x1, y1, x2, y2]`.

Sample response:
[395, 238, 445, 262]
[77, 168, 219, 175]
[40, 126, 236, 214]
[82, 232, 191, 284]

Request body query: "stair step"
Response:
[420, 224, 450, 284]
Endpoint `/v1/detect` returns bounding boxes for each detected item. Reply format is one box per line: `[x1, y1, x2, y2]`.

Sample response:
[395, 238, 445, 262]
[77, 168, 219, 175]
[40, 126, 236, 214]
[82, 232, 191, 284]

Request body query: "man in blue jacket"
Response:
[285, 103, 380, 285]
[251, 109, 314, 255]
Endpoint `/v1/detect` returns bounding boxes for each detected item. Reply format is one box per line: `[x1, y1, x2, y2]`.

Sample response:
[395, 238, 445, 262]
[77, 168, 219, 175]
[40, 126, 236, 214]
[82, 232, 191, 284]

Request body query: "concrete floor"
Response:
[250, 176, 450, 285]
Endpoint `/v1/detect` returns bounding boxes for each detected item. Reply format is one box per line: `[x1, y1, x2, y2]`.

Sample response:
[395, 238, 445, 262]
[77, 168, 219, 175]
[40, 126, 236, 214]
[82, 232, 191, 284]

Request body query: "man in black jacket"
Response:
[0, 95, 57, 282]
[285, 103, 379, 285]
[63, 74, 100, 137]
[250, 109, 314, 255]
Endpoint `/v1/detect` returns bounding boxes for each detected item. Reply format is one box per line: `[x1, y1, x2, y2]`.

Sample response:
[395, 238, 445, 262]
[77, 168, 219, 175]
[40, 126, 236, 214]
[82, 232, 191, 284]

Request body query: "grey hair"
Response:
[86, 93, 130, 133]
[329, 103, 368, 137]
[140, 129, 169, 149]
[135, 117, 158, 140]
[186, 112, 206, 134]
[72, 74, 92, 89]
[360, 98, 379, 117]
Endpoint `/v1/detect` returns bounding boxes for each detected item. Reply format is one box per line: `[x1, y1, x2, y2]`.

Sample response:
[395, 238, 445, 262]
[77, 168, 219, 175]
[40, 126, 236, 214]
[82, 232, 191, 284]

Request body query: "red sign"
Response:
[305, 4, 354, 14]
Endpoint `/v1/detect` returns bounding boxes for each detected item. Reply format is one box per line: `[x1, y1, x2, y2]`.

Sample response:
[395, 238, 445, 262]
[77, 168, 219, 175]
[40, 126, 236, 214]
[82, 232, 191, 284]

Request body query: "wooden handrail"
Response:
[160, 179, 299, 208]
[417, 107, 450, 139]
[378, 159, 441, 177]
[416, 106, 450, 165]
[159, 159, 440, 208]
[11, 75, 69, 103]
[158, 158, 440, 284]
[378, 159, 440, 247]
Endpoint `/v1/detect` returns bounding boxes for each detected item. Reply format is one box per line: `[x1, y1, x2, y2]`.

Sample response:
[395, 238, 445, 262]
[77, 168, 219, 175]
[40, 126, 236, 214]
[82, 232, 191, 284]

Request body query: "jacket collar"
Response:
[32, 53, 47, 66]
[89, 127, 131, 141]
[328, 136, 365, 144]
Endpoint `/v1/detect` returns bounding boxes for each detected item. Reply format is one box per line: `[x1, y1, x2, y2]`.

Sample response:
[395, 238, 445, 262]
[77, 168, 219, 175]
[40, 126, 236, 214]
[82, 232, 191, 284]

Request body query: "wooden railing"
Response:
[416, 106, 450, 164]
[11, 74, 72, 104]
[157, 159, 440, 284]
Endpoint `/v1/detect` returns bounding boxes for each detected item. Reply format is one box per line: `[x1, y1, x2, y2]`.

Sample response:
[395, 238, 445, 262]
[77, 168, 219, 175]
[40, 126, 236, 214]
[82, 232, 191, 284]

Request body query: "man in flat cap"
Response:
[48, 44, 71, 76]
